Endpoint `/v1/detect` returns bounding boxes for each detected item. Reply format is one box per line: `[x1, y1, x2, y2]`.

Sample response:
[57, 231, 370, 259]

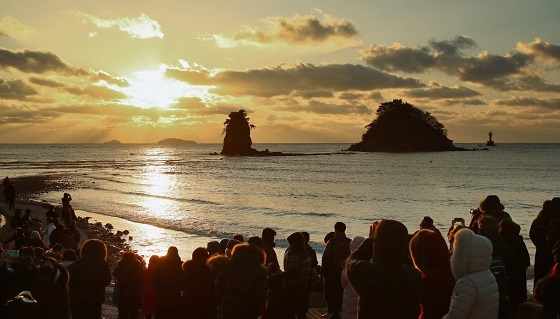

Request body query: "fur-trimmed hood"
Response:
[450, 228, 493, 280]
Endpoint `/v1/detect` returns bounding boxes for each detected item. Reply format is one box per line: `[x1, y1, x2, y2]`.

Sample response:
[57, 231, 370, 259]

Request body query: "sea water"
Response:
[1, 143, 559, 264]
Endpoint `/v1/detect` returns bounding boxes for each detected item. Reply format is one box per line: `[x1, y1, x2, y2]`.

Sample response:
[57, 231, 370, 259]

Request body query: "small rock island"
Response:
[103, 139, 122, 144]
[348, 99, 458, 152]
[157, 138, 197, 145]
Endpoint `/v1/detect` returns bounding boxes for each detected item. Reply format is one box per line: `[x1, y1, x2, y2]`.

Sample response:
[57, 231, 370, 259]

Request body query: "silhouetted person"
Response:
[322, 222, 351, 319]
[5, 182, 16, 210]
[531, 200, 554, 289]
[206, 254, 229, 319]
[67, 239, 112, 319]
[142, 255, 160, 319]
[233, 234, 244, 242]
[45, 205, 60, 227]
[153, 246, 183, 319]
[182, 247, 210, 319]
[535, 241, 560, 319]
[409, 229, 455, 319]
[282, 232, 311, 319]
[340, 236, 364, 319]
[114, 251, 144, 319]
[36, 257, 71, 319]
[546, 198, 560, 275]
[61, 193, 72, 211]
[247, 236, 263, 248]
[262, 228, 280, 273]
[344, 220, 422, 318]
[0, 246, 41, 306]
[10, 209, 23, 230]
[471, 195, 512, 234]
[3, 227, 27, 250]
[28, 231, 45, 249]
[499, 218, 530, 313]
[207, 241, 220, 256]
[218, 239, 229, 255]
[301, 232, 318, 269]
[216, 243, 267, 319]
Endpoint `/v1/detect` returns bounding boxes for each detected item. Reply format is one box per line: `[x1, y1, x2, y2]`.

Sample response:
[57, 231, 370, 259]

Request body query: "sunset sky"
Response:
[1, 0, 559, 143]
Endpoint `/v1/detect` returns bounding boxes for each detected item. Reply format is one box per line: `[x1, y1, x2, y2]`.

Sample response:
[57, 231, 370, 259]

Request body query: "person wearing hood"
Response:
[153, 246, 183, 319]
[340, 236, 364, 319]
[67, 239, 112, 319]
[114, 251, 144, 319]
[215, 243, 267, 319]
[141, 255, 160, 319]
[322, 222, 351, 319]
[262, 228, 280, 273]
[206, 254, 230, 319]
[443, 228, 499, 319]
[36, 257, 71, 319]
[344, 220, 422, 319]
[530, 200, 554, 289]
[499, 218, 530, 312]
[282, 232, 312, 318]
[182, 247, 211, 319]
[409, 229, 455, 319]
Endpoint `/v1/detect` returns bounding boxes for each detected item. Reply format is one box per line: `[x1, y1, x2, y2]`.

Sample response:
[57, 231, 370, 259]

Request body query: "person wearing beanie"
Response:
[344, 220, 422, 319]
[443, 228, 499, 319]
[340, 236, 365, 319]
[409, 230, 455, 319]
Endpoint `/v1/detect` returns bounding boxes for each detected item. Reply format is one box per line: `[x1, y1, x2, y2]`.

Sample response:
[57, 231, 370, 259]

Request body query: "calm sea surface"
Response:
[1, 143, 559, 263]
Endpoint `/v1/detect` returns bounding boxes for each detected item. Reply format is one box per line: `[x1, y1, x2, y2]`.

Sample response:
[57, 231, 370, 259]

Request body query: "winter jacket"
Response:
[182, 258, 211, 318]
[443, 229, 499, 319]
[67, 256, 112, 305]
[153, 254, 184, 319]
[42, 223, 56, 247]
[114, 258, 144, 311]
[344, 238, 422, 319]
[340, 236, 364, 319]
[263, 243, 280, 272]
[36, 262, 71, 319]
[141, 267, 157, 315]
[322, 233, 351, 275]
[283, 248, 312, 316]
[535, 272, 560, 319]
[530, 210, 554, 284]
[216, 244, 267, 319]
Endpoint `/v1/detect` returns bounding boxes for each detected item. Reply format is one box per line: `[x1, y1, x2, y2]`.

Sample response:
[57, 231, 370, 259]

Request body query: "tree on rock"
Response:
[221, 110, 259, 155]
[348, 99, 457, 152]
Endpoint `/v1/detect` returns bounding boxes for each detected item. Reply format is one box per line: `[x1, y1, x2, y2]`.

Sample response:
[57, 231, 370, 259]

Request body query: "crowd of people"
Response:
[0, 192, 559, 319]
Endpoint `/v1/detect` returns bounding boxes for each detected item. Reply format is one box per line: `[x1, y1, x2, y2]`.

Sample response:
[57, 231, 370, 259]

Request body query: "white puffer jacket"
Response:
[443, 229, 499, 319]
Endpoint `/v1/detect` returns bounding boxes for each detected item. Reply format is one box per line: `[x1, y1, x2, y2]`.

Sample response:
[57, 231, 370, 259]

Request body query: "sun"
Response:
[121, 64, 210, 108]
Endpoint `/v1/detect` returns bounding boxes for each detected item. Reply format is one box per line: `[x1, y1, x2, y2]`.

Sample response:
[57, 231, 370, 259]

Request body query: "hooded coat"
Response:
[182, 258, 211, 318]
[344, 220, 422, 319]
[216, 244, 267, 319]
[443, 229, 499, 319]
[153, 253, 184, 319]
[37, 261, 71, 319]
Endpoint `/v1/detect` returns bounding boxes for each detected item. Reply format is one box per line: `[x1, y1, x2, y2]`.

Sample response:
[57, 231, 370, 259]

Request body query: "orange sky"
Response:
[1, 1, 560, 143]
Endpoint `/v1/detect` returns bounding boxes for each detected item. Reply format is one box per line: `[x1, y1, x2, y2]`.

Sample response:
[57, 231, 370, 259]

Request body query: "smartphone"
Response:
[5, 250, 19, 258]
[452, 218, 465, 226]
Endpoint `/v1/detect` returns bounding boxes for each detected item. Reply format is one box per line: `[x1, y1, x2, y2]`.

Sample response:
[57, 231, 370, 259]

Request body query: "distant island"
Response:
[348, 99, 458, 152]
[157, 138, 197, 145]
[103, 139, 122, 144]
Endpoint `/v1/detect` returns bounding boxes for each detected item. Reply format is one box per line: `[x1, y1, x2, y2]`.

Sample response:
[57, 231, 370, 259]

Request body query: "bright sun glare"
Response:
[122, 65, 210, 108]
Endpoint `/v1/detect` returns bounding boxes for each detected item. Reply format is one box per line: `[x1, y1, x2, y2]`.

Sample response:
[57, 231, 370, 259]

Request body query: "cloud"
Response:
[0, 16, 35, 39]
[442, 98, 487, 106]
[291, 90, 334, 98]
[29, 77, 65, 88]
[517, 38, 560, 65]
[65, 85, 127, 100]
[171, 97, 244, 115]
[360, 36, 543, 89]
[72, 11, 163, 39]
[495, 97, 560, 110]
[0, 48, 88, 75]
[405, 82, 481, 99]
[167, 62, 424, 97]
[282, 100, 372, 115]
[0, 79, 37, 100]
[338, 92, 364, 100]
[200, 10, 360, 48]
[91, 70, 130, 87]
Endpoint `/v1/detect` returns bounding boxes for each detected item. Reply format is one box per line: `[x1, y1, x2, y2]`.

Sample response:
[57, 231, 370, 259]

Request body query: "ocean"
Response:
[1, 143, 559, 265]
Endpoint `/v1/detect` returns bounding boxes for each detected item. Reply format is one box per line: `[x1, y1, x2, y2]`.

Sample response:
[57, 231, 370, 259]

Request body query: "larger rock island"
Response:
[348, 99, 458, 152]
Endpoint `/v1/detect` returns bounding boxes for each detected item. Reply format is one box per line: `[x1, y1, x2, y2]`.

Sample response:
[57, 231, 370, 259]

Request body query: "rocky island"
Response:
[157, 138, 197, 145]
[348, 99, 458, 152]
[103, 139, 122, 144]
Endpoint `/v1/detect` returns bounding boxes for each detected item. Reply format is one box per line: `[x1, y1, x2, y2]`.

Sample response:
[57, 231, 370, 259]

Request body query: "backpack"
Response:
[489, 259, 512, 319]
